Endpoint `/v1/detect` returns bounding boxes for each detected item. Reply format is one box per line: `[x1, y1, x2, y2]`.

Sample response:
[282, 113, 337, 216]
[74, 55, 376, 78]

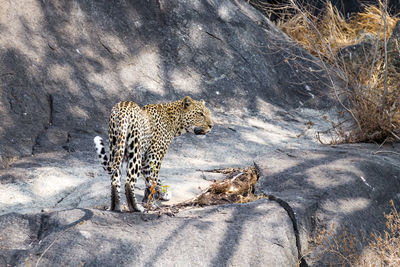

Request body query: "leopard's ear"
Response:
[182, 96, 192, 110]
[200, 99, 205, 105]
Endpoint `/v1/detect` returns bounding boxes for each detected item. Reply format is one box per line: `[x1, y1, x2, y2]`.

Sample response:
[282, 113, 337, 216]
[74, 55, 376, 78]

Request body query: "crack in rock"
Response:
[48, 94, 53, 126]
[266, 194, 308, 267]
[37, 213, 50, 241]
[54, 186, 78, 208]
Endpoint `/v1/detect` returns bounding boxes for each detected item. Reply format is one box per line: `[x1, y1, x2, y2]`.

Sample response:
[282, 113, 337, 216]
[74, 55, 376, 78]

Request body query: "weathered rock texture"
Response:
[1, 0, 399, 266]
[1, 201, 299, 266]
[255, 145, 400, 265]
[0, 0, 333, 168]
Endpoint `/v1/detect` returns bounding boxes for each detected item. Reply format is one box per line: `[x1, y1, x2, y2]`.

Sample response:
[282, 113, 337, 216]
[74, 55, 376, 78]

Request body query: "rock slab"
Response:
[0, 200, 298, 267]
[255, 145, 400, 265]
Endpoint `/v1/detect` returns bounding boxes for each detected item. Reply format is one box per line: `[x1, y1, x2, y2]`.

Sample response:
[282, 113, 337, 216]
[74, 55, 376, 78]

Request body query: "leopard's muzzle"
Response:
[194, 123, 213, 135]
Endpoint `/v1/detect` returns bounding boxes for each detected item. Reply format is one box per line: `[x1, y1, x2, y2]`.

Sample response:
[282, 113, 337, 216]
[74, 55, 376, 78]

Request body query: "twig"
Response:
[373, 150, 400, 156]
[316, 132, 330, 145]
[231, 172, 243, 182]
[288, 0, 363, 133]
[378, 137, 389, 149]
[35, 227, 71, 267]
[381, 0, 389, 116]
[96, 34, 113, 55]
[367, 2, 384, 93]
[390, 130, 400, 141]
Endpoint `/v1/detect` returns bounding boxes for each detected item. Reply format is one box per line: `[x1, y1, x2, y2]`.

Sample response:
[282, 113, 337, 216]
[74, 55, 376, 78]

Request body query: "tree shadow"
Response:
[255, 147, 400, 265]
[2, 1, 398, 265]
[0, 0, 339, 168]
[0, 208, 93, 266]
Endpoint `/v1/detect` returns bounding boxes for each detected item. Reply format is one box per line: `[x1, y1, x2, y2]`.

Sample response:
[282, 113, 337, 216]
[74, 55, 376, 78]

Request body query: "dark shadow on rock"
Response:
[0, 1, 368, 265]
[255, 146, 400, 265]
[208, 204, 256, 267]
[142, 209, 216, 267]
[0, 174, 23, 184]
[139, 204, 267, 267]
[0, 48, 50, 167]
[0, 0, 341, 167]
[0, 208, 93, 266]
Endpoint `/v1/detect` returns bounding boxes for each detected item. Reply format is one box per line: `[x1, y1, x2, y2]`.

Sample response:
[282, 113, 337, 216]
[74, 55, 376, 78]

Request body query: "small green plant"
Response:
[159, 182, 170, 194]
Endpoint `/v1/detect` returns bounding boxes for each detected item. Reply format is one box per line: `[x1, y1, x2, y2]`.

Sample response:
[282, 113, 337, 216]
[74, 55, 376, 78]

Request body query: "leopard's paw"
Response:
[134, 203, 145, 212]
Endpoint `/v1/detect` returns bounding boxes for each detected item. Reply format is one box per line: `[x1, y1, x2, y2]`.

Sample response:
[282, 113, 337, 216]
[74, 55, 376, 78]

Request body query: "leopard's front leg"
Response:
[141, 152, 171, 203]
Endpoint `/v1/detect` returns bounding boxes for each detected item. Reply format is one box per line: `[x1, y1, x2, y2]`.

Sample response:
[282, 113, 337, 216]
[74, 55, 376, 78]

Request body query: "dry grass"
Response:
[146, 166, 263, 215]
[360, 200, 400, 266]
[278, 4, 398, 61]
[252, 2, 400, 264]
[312, 223, 367, 266]
[311, 200, 400, 266]
[178, 166, 262, 207]
[258, 0, 400, 143]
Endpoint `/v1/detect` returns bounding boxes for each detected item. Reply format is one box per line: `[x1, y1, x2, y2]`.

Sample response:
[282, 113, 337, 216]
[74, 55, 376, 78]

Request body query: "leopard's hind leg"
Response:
[111, 169, 122, 211]
[94, 136, 121, 211]
[125, 130, 144, 212]
[108, 119, 127, 212]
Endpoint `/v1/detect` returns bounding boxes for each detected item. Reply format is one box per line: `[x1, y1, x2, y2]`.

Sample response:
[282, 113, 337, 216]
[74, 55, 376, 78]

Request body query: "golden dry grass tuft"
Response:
[360, 200, 400, 266]
[277, 3, 398, 61]
[257, 0, 400, 143]
[312, 223, 367, 266]
[310, 200, 400, 266]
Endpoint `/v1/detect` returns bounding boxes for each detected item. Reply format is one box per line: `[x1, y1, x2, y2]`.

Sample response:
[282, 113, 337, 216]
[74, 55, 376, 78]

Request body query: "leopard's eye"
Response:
[197, 111, 204, 116]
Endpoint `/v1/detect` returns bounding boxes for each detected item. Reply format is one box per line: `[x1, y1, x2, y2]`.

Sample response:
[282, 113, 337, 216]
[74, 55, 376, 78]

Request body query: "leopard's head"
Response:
[181, 96, 213, 135]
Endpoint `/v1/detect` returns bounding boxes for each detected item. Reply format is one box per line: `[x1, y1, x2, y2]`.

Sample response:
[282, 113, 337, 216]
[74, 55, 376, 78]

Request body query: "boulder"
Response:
[3, 0, 399, 266]
[337, 33, 380, 78]
[0, 201, 299, 267]
[255, 145, 400, 265]
[337, 20, 400, 78]
[0, 0, 336, 167]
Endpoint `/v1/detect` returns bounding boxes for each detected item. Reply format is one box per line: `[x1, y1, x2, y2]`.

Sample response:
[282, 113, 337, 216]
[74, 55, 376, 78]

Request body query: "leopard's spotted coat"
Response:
[94, 96, 213, 212]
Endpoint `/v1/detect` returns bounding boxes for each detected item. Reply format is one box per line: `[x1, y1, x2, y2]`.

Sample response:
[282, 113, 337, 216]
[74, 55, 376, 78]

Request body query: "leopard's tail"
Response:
[94, 136, 113, 174]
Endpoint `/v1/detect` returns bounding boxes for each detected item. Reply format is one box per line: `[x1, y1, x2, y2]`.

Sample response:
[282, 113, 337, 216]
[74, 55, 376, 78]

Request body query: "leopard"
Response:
[94, 96, 213, 212]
